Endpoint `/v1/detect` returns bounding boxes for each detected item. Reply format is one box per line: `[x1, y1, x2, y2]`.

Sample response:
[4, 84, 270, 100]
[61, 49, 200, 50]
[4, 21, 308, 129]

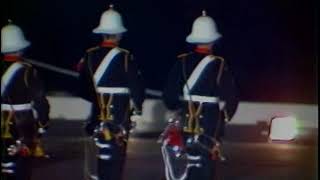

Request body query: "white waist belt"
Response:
[182, 95, 219, 103]
[96, 87, 130, 94]
[1, 103, 32, 111]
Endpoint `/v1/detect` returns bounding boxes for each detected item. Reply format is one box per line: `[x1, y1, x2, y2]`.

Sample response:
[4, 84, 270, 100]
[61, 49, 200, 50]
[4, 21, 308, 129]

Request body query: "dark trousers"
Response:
[183, 131, 220, 180]
[96, 129, 129, 180]
[185, 151, 217, 180]
[97, 149, 127, 180]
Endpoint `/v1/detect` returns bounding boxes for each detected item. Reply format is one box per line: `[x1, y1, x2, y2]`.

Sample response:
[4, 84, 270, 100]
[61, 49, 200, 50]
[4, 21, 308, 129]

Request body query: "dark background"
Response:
[1, 0, 317, 103]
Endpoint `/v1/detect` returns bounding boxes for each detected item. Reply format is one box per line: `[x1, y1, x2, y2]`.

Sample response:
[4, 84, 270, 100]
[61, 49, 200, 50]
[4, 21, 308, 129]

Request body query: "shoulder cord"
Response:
[213, 56, 225, 140]
[87, 51, 128, 136]
[181, 58, 203, 135]
[2, 62, 24, 140]
[182, 56, 226, 156]
[87, 52, 112, 122]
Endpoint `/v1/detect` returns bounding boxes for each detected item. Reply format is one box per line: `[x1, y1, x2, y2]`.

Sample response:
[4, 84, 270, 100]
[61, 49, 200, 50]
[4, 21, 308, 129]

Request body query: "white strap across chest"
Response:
[1, 62, 24, 97]
[93, 48, 121, 86]
[183, 55, 215, 96]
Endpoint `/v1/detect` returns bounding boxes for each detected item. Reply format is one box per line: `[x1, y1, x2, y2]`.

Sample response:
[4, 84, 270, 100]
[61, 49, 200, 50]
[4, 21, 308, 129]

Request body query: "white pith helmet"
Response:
[186, 10, 222, 44]
[1, 20, 31, 53]
[93, 4, 127, 34]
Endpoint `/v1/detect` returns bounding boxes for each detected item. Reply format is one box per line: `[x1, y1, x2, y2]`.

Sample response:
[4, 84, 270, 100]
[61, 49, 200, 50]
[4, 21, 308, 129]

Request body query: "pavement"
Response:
[31, 120, 318, 180]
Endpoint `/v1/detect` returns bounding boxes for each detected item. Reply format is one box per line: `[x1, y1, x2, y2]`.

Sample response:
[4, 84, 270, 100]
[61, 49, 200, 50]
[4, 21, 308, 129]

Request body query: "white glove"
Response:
[130, 114, 143, 122]
[7, 141, 22, 156]
[129, 115, 142, 132]
[38, 127, 46, 134]
[7, 145, 19, 156]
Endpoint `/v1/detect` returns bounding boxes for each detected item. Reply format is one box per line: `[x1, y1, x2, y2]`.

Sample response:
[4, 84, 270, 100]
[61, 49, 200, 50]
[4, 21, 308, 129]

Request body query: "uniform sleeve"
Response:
[126, 55, 145, 112]
[77, 53, 100, 128]
[26, 67, 50, 128]
[218, 63, 239, 121]
[162, 61, 184, 110]
[77, 54, 97, 103]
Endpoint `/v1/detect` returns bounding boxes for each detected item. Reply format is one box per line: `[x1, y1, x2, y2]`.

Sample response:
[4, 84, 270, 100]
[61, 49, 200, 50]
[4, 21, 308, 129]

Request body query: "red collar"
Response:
[3, 55, 21, 62]
[101, 41, 117, 48]
[194, 47, 212, 54]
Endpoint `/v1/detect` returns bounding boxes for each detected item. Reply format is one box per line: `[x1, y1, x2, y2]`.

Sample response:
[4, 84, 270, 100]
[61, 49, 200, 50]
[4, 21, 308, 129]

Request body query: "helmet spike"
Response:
[202, 10, 207, 16]
[8, 19, 13, 24]
[109, 4, 114, 9]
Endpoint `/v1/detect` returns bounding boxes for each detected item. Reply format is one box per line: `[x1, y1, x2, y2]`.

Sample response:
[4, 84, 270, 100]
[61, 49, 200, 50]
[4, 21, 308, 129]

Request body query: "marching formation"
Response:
[1, 4, 239, 180]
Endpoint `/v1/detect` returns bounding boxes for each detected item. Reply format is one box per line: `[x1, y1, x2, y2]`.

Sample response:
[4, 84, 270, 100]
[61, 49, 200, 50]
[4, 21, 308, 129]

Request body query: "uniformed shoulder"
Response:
[86, 46, 100, 53]
[117, 47, 130, 54]
[18, 61, 33, 69]
[212, 55, 225, 62]
[20, 61, 32, 67]
[177, 52, 193, 59]
[18, 61, 36, 86]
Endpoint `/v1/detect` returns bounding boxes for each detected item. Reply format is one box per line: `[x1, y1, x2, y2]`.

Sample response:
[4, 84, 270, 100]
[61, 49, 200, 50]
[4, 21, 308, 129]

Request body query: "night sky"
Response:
[1, 0, 317, 103]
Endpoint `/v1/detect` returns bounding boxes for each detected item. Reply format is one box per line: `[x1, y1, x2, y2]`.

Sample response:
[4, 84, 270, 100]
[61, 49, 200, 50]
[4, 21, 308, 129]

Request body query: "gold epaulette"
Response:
[213, 55, 225, 85]
[117, 48, 131, 72]
[20, 62, 34, 87]
[117, 47, 130, 54]
[212, 55, 225, 62]
[86, 46, 100, 53]
[177, 52, 193, 59]
[19, 59, 33, 67]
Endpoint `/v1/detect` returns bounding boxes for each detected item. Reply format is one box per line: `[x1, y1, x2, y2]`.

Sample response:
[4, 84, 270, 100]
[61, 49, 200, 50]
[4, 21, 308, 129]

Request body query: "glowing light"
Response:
[269, 116, 298, 141]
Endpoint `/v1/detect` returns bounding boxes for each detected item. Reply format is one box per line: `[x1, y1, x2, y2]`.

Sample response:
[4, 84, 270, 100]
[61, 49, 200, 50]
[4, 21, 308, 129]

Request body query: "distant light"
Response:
[269, 116, 298, 141]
